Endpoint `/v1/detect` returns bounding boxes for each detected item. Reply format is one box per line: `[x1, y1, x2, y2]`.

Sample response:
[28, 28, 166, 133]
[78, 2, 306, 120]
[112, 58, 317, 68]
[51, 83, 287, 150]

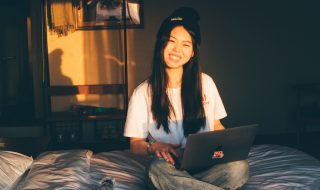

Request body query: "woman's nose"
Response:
[173, 43, 181, 52]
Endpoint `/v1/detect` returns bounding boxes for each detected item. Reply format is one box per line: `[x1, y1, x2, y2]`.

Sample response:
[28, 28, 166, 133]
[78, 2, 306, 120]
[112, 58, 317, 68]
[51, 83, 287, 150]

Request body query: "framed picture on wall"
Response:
[75, 0, 143, 30]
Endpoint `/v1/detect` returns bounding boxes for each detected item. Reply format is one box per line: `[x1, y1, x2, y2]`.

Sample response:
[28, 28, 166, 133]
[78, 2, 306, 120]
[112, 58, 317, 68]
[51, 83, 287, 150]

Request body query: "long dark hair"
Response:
[149, 7, 206, 137]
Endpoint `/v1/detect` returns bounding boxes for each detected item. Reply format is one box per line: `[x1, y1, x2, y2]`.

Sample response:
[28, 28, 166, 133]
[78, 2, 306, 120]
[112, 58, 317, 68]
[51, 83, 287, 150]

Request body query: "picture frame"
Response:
[75, 0, 143, 30]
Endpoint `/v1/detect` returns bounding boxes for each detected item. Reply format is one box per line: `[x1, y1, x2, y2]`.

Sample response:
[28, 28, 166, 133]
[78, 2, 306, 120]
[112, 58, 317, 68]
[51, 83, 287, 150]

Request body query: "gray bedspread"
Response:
[11, 145, 320, 190]
[241, 145, 320, 190]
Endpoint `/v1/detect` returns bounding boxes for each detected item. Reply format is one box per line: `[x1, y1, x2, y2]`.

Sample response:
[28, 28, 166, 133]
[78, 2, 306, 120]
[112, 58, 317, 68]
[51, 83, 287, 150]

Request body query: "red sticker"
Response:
[212, 151, 224, 159]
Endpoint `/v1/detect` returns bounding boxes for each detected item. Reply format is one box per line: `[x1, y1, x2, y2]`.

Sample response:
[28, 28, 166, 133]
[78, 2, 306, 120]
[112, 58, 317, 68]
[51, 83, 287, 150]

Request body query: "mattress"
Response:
[8, 144, 320, 190]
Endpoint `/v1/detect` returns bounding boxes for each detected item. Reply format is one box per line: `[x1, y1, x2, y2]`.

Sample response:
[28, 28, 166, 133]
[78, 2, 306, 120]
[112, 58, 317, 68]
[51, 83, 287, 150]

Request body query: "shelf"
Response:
[44, 36, 129, 151]
[294, 83, 320, 93]
[48, 84, 126, 96]
[49, 138, 129, 152]
[46, 110, 126, 122]
[294, 83, 320, 147]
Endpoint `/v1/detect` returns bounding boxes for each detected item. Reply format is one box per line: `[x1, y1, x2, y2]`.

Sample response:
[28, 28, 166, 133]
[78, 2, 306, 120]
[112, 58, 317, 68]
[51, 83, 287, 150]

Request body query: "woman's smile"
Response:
[168, 53, 182, 62]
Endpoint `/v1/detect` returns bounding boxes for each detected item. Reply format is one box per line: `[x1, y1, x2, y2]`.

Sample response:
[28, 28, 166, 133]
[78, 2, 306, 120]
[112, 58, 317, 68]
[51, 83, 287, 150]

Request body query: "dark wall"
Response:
[203, 1, 319, 133]
[201, 1, 320, 133]
[132, 0, 320, 134]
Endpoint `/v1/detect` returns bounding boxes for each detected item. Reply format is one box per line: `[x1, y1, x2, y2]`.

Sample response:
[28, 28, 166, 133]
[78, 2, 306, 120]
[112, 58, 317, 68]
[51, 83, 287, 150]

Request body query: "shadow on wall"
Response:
[49, 49, 78, 112]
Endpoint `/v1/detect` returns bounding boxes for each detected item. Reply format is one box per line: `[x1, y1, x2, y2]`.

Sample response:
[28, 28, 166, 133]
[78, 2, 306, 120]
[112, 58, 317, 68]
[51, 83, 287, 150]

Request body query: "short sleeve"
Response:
[123, 84, 149, 138]
[203, 74, 227, 120]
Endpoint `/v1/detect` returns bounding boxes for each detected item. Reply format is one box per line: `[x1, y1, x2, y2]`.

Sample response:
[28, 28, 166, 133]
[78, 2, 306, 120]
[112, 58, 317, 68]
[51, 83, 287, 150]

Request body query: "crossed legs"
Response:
[146, 158, 249, 190]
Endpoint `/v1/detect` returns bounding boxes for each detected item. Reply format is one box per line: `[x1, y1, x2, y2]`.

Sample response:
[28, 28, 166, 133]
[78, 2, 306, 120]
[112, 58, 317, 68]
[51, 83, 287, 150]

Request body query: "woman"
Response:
[124, 7, 249, 190]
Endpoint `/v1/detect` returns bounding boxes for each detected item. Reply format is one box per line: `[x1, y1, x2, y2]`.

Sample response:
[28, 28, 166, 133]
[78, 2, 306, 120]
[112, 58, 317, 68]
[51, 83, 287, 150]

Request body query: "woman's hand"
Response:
[150, 142, 180, 165]
[129, 138, 180, 165]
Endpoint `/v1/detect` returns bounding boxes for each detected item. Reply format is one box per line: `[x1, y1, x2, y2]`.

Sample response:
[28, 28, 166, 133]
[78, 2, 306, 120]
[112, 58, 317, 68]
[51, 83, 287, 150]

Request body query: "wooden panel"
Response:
[48, 84, 125, 96]
[46, 110, 126, 122]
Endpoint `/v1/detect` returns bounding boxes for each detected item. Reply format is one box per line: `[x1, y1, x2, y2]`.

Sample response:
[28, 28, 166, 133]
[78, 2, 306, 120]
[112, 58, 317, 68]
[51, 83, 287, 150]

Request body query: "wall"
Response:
[47, 0, 320, 134]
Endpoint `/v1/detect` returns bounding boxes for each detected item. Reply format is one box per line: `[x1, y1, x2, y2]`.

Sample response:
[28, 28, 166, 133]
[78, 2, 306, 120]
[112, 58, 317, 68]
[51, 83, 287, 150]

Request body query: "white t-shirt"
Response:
[124, 73, 227, 147]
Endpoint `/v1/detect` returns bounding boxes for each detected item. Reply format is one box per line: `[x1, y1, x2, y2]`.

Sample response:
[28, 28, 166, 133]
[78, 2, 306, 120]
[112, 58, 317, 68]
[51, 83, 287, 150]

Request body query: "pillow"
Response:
[20, 149, 93, 189]
[0, 151, 33, 189]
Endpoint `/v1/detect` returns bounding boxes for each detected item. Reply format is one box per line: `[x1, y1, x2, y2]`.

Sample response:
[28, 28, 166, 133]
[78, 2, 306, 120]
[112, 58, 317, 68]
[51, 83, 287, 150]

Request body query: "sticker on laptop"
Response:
[212, 146, 224, 159]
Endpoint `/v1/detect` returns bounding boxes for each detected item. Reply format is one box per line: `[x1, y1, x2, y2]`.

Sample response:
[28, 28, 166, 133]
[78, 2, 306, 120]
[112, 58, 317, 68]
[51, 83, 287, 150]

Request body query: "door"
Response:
[0, 1, 34, 124]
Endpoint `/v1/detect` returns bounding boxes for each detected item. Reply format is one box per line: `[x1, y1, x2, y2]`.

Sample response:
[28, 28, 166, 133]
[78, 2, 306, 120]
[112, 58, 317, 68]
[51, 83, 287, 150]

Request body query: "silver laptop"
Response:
[172, 124, 257, 172]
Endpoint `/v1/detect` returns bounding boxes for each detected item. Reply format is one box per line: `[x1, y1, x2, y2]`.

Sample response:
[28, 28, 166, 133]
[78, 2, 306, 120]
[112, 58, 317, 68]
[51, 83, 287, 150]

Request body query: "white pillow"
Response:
[0, 151, 33, 189]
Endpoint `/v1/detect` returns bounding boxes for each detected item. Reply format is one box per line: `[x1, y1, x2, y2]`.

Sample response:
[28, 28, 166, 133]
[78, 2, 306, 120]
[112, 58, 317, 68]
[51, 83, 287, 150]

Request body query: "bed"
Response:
[1, 144, 320, 190]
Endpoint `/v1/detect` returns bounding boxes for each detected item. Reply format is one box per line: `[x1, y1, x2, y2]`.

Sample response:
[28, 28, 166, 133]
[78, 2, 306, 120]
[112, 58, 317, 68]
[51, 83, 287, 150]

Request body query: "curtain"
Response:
[47, 0, 77, 36]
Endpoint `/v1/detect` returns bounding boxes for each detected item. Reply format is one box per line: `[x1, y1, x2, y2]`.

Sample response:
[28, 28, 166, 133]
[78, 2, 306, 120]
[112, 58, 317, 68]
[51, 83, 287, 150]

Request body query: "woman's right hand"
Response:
[150, 142, 181, 165]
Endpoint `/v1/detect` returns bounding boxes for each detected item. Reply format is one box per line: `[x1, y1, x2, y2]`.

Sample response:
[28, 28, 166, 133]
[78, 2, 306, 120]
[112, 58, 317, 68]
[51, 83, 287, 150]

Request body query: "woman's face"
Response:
[163, 26, 194, 70]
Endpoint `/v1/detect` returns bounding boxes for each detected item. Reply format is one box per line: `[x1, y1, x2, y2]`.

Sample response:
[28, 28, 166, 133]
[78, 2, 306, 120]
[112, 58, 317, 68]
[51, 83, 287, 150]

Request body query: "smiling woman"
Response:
[121, 7, 250, 190]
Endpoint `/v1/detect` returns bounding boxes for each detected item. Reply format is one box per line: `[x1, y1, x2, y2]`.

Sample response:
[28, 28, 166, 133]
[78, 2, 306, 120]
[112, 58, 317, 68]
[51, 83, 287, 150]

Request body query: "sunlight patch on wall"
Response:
[46, 28, 133, 112]
[47, 31, 85, 85]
